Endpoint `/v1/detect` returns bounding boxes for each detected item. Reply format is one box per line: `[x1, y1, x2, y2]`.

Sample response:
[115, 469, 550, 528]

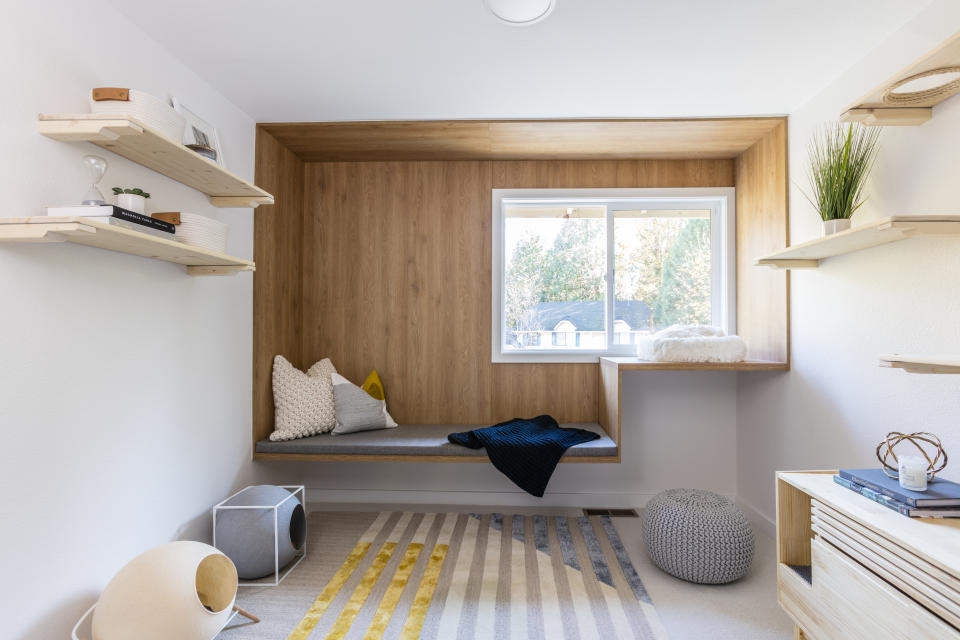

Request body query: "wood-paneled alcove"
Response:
[252, 119, 790, 450]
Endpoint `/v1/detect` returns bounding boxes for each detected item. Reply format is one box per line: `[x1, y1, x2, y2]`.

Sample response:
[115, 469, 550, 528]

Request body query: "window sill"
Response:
[493, 350, 632, 364]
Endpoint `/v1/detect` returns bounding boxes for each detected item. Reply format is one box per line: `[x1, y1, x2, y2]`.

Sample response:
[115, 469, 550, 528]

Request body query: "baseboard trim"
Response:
[737, 496, 776, 539]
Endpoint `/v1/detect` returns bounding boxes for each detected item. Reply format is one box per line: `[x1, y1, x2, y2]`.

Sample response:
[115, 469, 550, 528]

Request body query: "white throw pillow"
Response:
[269, 355, 337, 441]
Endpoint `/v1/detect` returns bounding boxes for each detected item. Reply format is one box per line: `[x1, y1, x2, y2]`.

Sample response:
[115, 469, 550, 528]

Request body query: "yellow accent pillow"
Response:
[362, 369, 385, 401]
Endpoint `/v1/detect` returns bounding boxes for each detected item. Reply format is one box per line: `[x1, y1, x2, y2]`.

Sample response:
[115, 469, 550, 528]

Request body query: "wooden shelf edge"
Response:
[879, 354, 960, 374]
[755, 216, 960, 269]
[0, 217, 254, 275]
[210, 196, 275, 208]
[756, 259, 820, 269]
[600, 357, 788, 371]
[187, 265, 255, 277]
[38, 114, 274, 207]
[840, 108, 932, 127]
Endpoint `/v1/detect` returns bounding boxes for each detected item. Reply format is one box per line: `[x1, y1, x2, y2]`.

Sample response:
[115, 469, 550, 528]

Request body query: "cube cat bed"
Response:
[643, 488, 755, 584]
[214, 485, 307, 580]
[91, 541, 237, 640]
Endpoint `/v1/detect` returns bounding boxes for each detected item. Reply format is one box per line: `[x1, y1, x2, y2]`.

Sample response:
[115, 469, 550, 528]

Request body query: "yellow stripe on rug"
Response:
[362, 512, 437, 639]
[286, 541, 371, 640]
[398, 513, 458, 640]
[324, 541, 398, 639]
[362, 542, 423, 640]
[398, 542, 449, 640]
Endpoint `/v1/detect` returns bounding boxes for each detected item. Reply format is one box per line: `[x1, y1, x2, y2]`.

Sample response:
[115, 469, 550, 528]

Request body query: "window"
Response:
[492, 188, 735, 362]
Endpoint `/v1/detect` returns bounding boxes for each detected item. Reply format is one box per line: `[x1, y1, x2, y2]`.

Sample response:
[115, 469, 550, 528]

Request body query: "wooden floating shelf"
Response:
[600, 357, 788, 371]
[0, 217, 254, 276]
[840, 31, 960, 127]
[756, 216, 960, 269]
[37, 114, 274, 208]
[879, 354, 960, 374]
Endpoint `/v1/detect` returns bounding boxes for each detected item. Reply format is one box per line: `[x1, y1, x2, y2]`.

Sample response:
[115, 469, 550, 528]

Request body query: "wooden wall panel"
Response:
[299, 159, 735, 425]
[252, 128, 305, 443]
[735, 120, 790, 364]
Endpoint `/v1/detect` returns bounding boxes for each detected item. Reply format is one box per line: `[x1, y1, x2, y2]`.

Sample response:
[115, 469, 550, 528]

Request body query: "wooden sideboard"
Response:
[776, 471, 960, 639]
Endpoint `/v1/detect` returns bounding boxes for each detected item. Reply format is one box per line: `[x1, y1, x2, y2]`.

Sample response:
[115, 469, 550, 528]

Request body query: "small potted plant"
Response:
[804, 122, 881, 236]
[112, 187, 151, 214]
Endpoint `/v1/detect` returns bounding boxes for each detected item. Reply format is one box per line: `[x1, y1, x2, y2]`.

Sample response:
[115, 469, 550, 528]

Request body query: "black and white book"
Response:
[46, 205, 176, 235]
[74, 216, 175, 240]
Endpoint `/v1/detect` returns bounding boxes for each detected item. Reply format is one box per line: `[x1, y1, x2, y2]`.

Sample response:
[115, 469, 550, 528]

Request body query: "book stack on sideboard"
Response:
[776, 471, 960, 640]
[834, 468, 960, 518]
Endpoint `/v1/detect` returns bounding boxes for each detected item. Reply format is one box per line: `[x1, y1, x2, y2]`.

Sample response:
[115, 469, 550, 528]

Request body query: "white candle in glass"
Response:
[898, 455, 929, 491]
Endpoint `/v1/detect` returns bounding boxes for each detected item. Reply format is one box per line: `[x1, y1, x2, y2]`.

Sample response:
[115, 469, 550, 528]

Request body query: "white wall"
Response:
[268, 372, 738, 509]
[0, 3, 261, 638]
[737, 0, 960, 526]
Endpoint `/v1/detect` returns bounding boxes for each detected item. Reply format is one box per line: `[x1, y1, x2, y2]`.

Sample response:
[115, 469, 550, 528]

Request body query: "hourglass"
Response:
[81, 155, 108, 206]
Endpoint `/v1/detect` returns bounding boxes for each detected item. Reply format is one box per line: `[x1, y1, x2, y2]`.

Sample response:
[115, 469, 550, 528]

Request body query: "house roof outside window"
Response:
[534, 300, 651, 331]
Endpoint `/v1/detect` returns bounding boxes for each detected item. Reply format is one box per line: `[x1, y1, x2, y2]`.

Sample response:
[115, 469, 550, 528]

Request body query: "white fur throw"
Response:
[635, 325, 747, 363]
[270, 355, 338, 441]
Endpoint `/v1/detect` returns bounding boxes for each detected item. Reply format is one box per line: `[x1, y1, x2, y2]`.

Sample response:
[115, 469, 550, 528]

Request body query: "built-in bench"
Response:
[254, 422, 618, 462]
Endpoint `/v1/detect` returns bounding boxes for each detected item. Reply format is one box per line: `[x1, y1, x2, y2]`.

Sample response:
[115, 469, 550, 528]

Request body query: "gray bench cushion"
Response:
[256, 422, 617, 457]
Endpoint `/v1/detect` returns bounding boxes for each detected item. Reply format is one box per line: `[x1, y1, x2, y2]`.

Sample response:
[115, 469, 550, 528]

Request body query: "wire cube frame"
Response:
[212, 485, 306, 587]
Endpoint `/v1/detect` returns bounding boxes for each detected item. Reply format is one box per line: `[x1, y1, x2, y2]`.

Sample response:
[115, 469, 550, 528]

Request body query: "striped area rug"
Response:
[219, 511, 667, 640]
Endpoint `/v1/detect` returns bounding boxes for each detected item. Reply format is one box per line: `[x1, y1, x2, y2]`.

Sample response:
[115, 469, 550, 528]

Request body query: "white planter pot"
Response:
[822, 218, 851, 236]
[116, 193, 146, 214]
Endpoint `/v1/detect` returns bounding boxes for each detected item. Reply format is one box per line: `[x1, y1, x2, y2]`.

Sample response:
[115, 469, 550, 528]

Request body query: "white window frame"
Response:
[491, 187, 736, 363]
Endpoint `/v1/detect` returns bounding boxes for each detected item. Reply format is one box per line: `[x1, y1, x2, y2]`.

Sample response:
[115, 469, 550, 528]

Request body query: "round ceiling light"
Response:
[485, 0, 555, 26]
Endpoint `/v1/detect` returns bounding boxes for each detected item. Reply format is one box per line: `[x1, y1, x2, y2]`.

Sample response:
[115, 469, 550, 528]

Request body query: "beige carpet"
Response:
[218, 511, 667, 640]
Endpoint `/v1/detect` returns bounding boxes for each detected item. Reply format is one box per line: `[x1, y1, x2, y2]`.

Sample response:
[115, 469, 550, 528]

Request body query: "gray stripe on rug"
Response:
[523, 515, 546, 640]
[495, 514, 512, 639]
[556, 515, 581, 571]
[568, 514, 619, 637]
[533, 515, 551, 554]
[591, 516, 658, 640]
[419, 513, 468, 640]
[599, 515, 652, 604]
[512, 511, 525, 543]
[577, 516, 614, 588]
[456, 513, 488, 640]
[547, 516, 581, 640]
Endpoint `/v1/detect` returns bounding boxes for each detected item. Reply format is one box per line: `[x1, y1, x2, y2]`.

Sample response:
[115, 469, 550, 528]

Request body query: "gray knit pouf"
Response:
[643, 488, 754, 584]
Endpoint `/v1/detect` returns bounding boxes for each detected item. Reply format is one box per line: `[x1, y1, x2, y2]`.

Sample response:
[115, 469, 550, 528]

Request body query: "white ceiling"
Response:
[107, 0, 931, 123]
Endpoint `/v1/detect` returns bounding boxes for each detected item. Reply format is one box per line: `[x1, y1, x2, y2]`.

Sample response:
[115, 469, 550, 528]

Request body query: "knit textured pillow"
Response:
[270, 355, 337, 441]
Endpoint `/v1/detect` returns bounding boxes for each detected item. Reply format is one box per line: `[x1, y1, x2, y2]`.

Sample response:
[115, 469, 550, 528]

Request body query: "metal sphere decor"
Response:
[875, 431, 948, 480]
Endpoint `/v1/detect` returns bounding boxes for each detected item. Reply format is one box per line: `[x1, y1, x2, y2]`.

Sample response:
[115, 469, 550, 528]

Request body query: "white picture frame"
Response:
[171, 97, 225, 167]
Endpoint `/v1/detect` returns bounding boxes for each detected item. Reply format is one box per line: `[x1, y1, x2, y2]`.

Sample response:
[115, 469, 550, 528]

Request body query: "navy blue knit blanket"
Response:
[448, 415, 600, 497]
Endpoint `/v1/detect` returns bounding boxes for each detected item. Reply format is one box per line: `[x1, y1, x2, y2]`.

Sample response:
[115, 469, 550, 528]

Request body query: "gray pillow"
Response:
[331, 373, 398, 435]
